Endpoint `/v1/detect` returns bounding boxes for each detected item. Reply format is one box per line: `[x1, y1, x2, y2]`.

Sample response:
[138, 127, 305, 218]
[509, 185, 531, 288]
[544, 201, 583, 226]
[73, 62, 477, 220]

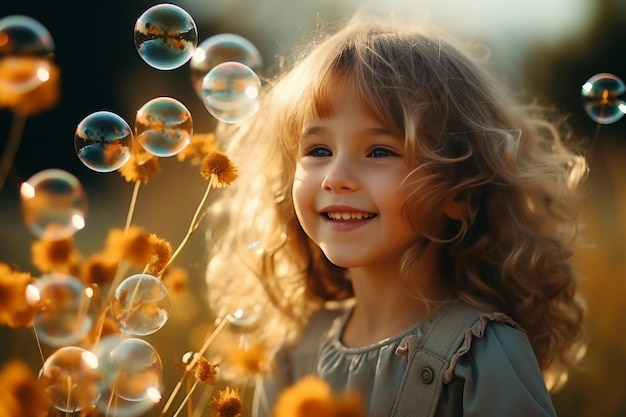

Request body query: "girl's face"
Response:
[292, 87, 420, 270]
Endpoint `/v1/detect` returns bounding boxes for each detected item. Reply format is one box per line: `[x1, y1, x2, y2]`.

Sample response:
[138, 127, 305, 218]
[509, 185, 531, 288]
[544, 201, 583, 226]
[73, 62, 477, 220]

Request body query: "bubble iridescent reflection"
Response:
[201, 61, 261, 124]
[20, 169, 87, 240]
[190, 33, 263, 96]
[134, 4, 198, 70]
[135, 97, 192, 157]
[74, 111, 134, 172]
[32, 273, 93, 346]
[581, 72, 626, 125]
[111, 273, 171, 336]
[39, 346, 101, 413]
[0, 15, 55, 57]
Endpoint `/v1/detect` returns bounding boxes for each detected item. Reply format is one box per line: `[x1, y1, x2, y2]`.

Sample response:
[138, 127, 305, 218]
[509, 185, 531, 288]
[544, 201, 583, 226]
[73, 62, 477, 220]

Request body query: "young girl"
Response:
[206, 16, 587, 417]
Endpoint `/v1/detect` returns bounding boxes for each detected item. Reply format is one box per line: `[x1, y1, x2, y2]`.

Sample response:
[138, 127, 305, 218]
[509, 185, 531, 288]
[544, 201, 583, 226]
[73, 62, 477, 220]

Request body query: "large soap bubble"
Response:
[190, 33, 263, 96]
[74, 111, 134, 172]
[31, 273, 93, 346]
[0, 15, 54, 57]
[581, 72, 626, 125]
[135, 97, 192, 157]
[134, 4, 198, 70]
[39, 346, 101, 412]
[20, 169, 87, 240]
[111, 273, 171, 336]
[201, 61, 261, 124]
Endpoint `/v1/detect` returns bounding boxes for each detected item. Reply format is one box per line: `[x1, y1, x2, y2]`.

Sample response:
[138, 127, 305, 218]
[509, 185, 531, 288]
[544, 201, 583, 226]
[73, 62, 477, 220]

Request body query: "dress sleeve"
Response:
[438, 323, 558, 417]
[252, 340, 292, 417]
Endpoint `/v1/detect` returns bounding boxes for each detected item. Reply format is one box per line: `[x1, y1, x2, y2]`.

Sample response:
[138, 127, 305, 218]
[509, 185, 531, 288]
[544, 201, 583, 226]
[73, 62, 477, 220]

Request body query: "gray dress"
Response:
[253, 301, 558, 417]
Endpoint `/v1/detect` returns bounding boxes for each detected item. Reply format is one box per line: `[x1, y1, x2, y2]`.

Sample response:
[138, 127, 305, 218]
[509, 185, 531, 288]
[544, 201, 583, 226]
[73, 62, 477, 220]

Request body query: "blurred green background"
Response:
[0, 0, 625, 416]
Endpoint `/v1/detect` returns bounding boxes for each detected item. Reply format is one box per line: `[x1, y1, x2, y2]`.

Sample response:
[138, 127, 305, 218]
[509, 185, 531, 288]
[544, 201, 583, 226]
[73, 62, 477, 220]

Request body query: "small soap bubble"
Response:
[111, 273, 171, 336]
[102, 338, 163, 402]
[20, 169, 88, 240]
[134, 4, 198, 70]
[75, 111, 134, 172]
[201, 61, 261, 123]
[190, 33, 263, 96]
[581, 73, 626, 124]
[135, 97, 192, 157]
[32, 273, 93, 346]
[0, 15, 54, 57]
[39, 346, 101, 412]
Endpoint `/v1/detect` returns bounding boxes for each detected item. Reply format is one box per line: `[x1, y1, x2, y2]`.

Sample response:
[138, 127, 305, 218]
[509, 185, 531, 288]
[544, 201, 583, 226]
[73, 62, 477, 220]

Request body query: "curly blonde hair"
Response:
[206, 17, 587, 391]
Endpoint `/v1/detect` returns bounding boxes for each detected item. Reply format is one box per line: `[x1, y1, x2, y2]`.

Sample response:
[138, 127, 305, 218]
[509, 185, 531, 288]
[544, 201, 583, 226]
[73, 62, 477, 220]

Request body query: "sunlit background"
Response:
[0, 0, 625, 416]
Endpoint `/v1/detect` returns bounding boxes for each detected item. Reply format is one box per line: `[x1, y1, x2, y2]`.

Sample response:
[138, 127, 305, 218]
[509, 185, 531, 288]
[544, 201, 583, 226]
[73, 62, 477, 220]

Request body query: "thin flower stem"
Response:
[124, 180, 142, 234]
[158, 316, 227, 417]
[31, 325, 45, 366]
[191, 384, 215, 417]
[158, 175, 215, 276]
[171, 379, 200, 417]
[0, 112, 28, 192]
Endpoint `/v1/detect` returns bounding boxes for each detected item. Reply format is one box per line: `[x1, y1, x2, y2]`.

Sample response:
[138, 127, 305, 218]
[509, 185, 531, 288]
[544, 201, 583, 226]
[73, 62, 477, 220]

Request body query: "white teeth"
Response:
[327, 212, 375, 221]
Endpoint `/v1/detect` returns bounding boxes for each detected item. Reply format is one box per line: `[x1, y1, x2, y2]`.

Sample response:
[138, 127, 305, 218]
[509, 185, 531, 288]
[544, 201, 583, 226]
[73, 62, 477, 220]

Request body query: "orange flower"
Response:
[0, 263, 38, 328]
[161, 267, 188, 297]
[228, 342, 271, 376]
[145, 234, 171, 275]
[273, 376, 366, 417]
[105, 226, 151, 266]
[208, 387, 242, 417]
[0, 56, 60, 115]
[81, 252, 118, 286]
[0, 360, 49, 417]
[192, 356, 219, 385]
[118, 140, 161, 184]
[200, 151, 238, 187]
[30, 237, 81, 275]
[176, 133, 219, 164]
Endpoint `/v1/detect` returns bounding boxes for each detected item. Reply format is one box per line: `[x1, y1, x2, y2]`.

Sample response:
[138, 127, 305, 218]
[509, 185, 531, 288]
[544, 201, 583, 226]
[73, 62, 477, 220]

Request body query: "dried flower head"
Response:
[177, 133, 219, 164]
[0, 360, 49, 417]
[273, 376, 366, 417]
[228, 342, 271, 376]
[104, 226, 151, 267]
[81, 252, 118, 286]
[119, 140, 161, 184]
[200, 151, 238, 187]
[0, 263, 38, 328]
[0, 56, 60, 115]
[192, 356, 219, 385]
[145, 234, 171, 275]
[30, 237, 81, 275]
[208, 387, 242, 417]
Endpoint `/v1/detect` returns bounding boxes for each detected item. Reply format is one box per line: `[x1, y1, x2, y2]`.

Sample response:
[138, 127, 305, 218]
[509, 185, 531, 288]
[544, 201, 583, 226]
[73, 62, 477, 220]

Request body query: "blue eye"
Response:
[306, 146, 332, 157]
[368, 147, 398, 157]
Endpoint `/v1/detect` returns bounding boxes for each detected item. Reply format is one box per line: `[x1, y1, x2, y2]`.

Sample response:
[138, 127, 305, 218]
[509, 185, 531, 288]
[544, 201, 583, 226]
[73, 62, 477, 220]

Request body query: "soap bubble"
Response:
[0, 15, 54, 57]
[20, 169, 88, 240]
[201, 61, 261, 123]
[32, 273, 93, 346]
[0, 15, 55, 94]
[134, 4, 198, 70]
[111, 273, 170, 336]
[39, 346, 101, 412]
[74, 111, 134, 172]
[98, 338, 163, 402]
[190, 33, 263, 96]
[135, 97, 192, 157]
[581, 73, 626, 124]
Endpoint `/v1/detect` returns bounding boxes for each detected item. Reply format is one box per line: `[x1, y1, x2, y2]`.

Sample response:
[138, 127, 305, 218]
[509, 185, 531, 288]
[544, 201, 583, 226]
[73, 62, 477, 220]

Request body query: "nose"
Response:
[321, 159, 360, 192]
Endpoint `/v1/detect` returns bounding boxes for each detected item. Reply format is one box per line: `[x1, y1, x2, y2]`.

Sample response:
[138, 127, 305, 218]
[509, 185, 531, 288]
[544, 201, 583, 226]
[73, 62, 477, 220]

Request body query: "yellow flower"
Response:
[200, 151, 238, 187]
[176, 133, 219, 165]
[0, 263, 38, 328]
[145, 234, 172, 275]
[30, 237, 81, 275]
[0, 360, 49, 417]
[118, 140, 161, 184]
[0, 56, 60, 115]
[273, 376, 366, 417]
[208, 387, 242, 417]
[161, 267, 188, 297]
[227, 342, 271, 376]
[81, 252, 118, 286]
[192, 356, 219, 385]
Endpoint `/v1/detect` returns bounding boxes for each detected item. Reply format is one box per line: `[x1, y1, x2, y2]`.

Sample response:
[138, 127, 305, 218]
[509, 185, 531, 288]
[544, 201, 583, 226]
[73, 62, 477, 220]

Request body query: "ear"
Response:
[442, 190, 470, 221]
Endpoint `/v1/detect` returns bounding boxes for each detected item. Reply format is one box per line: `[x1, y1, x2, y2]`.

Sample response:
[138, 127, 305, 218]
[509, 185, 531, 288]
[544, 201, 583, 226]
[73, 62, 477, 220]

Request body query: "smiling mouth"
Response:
[325, 211, 377, 221]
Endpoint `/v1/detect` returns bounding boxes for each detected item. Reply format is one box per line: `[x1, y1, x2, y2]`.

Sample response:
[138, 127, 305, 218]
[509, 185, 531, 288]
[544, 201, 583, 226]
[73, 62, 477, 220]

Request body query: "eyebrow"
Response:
[301, 125, 396, 138]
